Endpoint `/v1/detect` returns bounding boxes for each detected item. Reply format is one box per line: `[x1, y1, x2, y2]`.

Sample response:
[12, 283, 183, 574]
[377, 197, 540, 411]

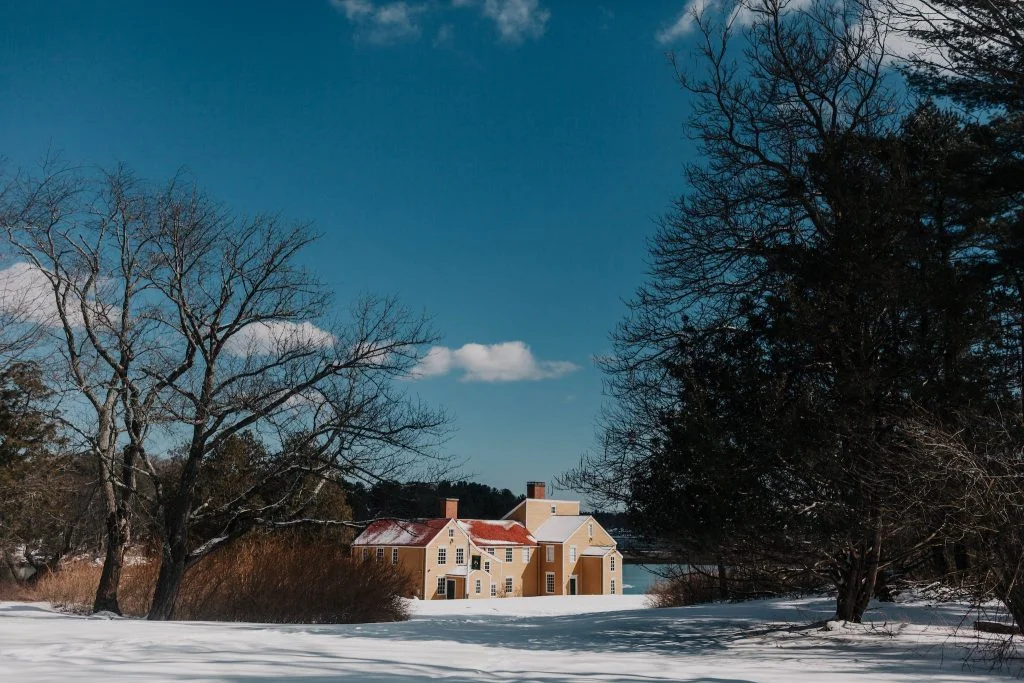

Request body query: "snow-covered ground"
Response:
[0, 594, 1018, 681]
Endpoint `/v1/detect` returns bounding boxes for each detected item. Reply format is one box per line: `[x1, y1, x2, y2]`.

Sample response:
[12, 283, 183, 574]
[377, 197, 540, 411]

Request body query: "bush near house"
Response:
[29, 533, 412, 623]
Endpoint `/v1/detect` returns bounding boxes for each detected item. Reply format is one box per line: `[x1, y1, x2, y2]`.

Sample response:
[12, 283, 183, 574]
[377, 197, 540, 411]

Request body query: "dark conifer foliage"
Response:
[563, 0, 1024, 622]
[346, 480, 523, 521]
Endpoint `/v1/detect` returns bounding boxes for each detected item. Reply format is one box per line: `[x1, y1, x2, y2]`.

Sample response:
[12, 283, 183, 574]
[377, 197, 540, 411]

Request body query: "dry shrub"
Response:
[647, 563, 830, 608]
[647, 572, 721, 608]
[30, 558, 157, 616]
[0, 579, 32, 601]
[22, 534, 410, 623]
[175, 533, 412, 623]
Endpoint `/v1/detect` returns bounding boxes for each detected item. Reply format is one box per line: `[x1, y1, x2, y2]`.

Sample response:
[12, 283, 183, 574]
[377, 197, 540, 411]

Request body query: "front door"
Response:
[569, 576, 577, 596]
[446, 579, 457, 600]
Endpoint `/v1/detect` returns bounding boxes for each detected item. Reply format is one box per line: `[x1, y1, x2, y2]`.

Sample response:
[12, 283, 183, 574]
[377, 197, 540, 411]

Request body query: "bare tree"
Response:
[896, 412, 1024, 628]
[560, 0, 991, 623]
[133, 191, 450, 620]
[3, 165, 165, 614]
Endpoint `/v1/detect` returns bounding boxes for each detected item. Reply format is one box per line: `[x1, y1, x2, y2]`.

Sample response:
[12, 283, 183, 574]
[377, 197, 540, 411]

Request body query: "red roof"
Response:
[352, 518, 449, 547]
[352, 517, 537, 548]
[457, 519, 536, 547]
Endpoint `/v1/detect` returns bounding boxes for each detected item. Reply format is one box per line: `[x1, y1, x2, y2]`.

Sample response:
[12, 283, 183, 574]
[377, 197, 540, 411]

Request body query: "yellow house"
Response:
[351, 481, 623, 599]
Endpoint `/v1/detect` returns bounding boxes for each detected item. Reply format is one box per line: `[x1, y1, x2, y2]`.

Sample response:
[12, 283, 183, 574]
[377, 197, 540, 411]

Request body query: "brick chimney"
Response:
[442, 497, 459, 519]
[526, 481, 546, 500]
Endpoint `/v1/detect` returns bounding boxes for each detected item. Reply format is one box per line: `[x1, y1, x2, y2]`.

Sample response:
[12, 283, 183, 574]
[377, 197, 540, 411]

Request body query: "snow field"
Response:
[0, 595, 1018, 681]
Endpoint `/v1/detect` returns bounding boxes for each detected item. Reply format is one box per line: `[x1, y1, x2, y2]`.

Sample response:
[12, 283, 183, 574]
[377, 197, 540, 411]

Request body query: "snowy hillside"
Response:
[0, 595, 1018, 681]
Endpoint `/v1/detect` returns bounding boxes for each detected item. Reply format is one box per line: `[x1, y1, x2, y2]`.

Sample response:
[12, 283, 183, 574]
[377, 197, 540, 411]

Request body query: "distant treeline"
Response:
[345, 480, 524, 521]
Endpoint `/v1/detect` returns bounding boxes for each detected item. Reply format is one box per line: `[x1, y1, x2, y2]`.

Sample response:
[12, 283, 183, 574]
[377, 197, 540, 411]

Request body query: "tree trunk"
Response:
[1003, 581, 1024, 631]
[93, 506, 130, 614]
[835, 519, 882, 623]
[148, 494, 190, 621]
[717, 557, 729, 601]
[94, 441, 138, 614]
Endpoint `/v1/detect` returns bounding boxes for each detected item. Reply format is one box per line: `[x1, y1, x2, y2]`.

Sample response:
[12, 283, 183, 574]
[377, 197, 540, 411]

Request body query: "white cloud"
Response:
[225, 321, 336, 357]
[481, 0, 550, 43]
[410, 341, 578, 382]
[0, 262, 66, 327]
[330, 0, 425, 44]
[0, 262, 119, 329]
[656, 0, 710, 43]
[656, 0, 821, 44]
[329, 0, 550, 46]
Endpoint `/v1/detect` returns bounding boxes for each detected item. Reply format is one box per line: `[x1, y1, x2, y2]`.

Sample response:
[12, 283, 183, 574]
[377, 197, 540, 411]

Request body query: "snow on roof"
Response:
[457, 519, 536, 547]
[532, 515, 590, 543]
[352, 518, 448, 546]
[582, 546, 614, 557]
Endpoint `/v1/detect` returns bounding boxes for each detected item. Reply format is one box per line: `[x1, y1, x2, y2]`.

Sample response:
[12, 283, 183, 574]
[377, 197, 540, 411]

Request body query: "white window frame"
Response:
[484, 560, 491, 573]
[588, 522, 594, 537]
[545, 572, 555, 594]
[475, 579, 482, 594]
[550, 504, 557, 514]
[456, 547, 465, 565]
[376, 547, 385, 562]
[392, 548, 399, 564]
[437, 547, 447, 565]
[490, 583, 497, 597]
[545, 545, 554, 563]
[448, 527, 455, 538]
[486, 547, 495, 556]
[569, 546, 577, 563]
[505, 548, 513, 563]
[611, 579, 616, 595]
[504, 577, 513, 595]
[522, 548, 530, 562]
[437, 577, 446, 595]
[610, 555, 616, 572]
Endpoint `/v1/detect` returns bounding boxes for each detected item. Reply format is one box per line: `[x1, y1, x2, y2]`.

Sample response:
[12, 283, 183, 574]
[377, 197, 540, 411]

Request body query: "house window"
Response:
[490, 583, 497, 597]
[471, 555, 481, 570]
[550, 504, 556, 514]
[456, 547, 465, 565]
[484, 560, 491, 572]
[392, 548, 399, 564]
[611, 579, 616, 595]
[610, 555, 616, 572]
[545, 572, 555, 594]
[475, 579, 482, 594]
[546, 545, 554, 563]
[504, 577, 513, 594]
[588, 523, 593, 537]
[448, 528, 454, 538]
[522, 548, 530, 562]
[376, 548, 385, 562]
[505, 548, 513, 563]
[437, 577, 446, 595]
[362, 548, 369, 560]
[437, 547, 447, 565]
[486, 547, 495, 556]
[569, 546, 577, 563]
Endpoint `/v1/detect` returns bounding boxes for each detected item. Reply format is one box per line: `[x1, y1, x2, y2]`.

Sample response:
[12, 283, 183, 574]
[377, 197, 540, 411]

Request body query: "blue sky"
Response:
[0, 0, 700, 497]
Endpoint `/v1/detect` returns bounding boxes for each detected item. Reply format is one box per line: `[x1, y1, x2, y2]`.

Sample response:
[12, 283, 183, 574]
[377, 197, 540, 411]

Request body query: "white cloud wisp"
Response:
[224, 321, 336, 357]
[410, 341, 578, 382]
[329, 0, 550, 46]
[330, 0, 425, 44]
